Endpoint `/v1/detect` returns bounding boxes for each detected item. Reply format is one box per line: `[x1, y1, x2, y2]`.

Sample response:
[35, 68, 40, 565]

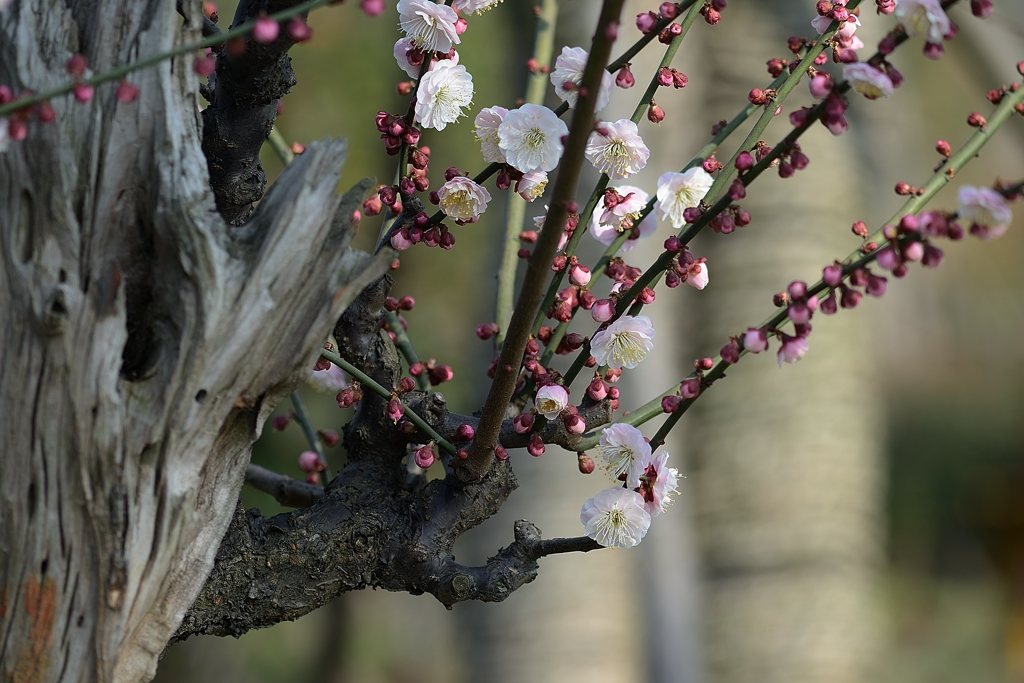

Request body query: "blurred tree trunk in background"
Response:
[683, 3, 883, 682]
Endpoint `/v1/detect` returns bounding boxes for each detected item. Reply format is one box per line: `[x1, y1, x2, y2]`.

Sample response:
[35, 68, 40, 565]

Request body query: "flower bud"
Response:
[413, 444, 435, 469]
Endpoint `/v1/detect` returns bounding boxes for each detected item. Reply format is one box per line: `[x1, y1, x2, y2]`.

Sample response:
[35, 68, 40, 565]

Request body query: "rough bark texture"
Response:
[0, 2, 388, 681]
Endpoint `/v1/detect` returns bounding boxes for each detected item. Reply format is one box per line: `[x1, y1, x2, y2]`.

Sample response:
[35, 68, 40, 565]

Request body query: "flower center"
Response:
[610, 331, 646, 366]
[441, 191, 475, 217]
[524, 128, 546, 149]
[600, 444, 635, 477]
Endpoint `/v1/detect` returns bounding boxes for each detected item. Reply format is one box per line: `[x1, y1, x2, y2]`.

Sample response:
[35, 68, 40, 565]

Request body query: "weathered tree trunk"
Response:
[0, 3, 384, 681]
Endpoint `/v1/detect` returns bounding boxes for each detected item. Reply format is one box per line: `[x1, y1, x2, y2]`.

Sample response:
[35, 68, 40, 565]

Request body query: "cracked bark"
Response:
[0, 2, 386, 681]
[1, 3, 609, 681]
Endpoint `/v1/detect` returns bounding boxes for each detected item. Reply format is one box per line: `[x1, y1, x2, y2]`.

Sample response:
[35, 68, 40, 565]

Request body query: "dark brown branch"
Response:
[245, 464, 324, 508]
[201, 0, 308, 224]
[462, 0, 626, 481]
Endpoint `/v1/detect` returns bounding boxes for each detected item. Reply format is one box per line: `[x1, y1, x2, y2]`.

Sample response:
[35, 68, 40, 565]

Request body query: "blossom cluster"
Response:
[580, 424, 680, 548]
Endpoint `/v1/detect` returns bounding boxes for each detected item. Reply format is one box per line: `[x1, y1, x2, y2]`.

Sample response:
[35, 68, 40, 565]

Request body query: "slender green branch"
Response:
[607, 0, 700, 72]
[0, 0, 334, 118]
[582, 76, 1023, 451]
[628, 3, 699, 123]
[267, 127, 296, 164]
[461, 0, 627, 481]
[495, 0, 560, 349]
[320, 349, 456, 455]
[291, 392, 329, 476]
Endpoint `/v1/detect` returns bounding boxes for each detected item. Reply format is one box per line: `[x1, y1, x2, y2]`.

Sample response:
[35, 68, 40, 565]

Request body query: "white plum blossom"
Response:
[534, 384, 569, 418]
[516, 171, 548, 202]
[686, 262, 709, 291]
[437, 176, 491, 222]
[655, 168, 715, 229]
[497, 103, 568, 173]
[589, 185, 656, 253]
[628, 447, 680, 517]
[895, 0, 952, 44]
[415, 62, 473, 130]
[958, 185, 1013, 240]
[596, 423, 651, 480]
[585, 119, 650, 180]
[308, 363, 349, 392]
[580, 487, 651, 548]
[843, 62, 894, 99]
[453, 0, 503, 14]
[474, 106, 508, 163]
[397, 0, 461, 54]
[550, 46, 613, 112]
[590, 315, 656, 370]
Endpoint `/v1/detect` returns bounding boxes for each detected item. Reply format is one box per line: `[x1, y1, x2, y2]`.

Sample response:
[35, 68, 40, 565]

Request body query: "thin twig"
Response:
[0, 0, 335, 118]
[495, 0, 560, 349]
[245, 464, 324, 508]
[320, 349, 457, 455]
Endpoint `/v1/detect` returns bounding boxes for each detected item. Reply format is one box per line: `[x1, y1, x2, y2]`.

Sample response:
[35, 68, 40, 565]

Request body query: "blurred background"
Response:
[156, 1, 1024, 681]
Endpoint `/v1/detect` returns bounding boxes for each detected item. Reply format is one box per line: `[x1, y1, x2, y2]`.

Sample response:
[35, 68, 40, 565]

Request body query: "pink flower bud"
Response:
[876, 246, 901, 271]
[287, 18, 312, 42]
[591, 298, 615, 323]
[494, 445, 509, 461]
[902, 241, 924, 262]
[386, 398, 403, 423]
[735, 151, 754, 171]
[866, 274, 888, 297]
[662, 395, 681, 413]
[822, 263, 843, 287]
[476, 322, 498, 340]
[455, 424, 475, 442]
[563, 413, 586, 434]
[513, 412, 535, 434]
[252, 16, 279, 44]
[72, 83, 94, 103]
[527, 435, 546, 457]
[636, 11, 658, 33]
[616, 65, 635, 88]
[922, 244, 944, 268]
[721, 339, 741, 364]
[298, 450, 320, 473]
[318, 429, 340, 447]
[577, 454, 596, 475]
[647, 102, 665, 123]
[272, 414, 290, 431]
[809, 73, 832, 99]
[570, 263, 592, 287]
[360, 0, 385, 16]
[680, 378, 701, 399]
[414, 444, 435, 469]
[742, 327, 768, 353]
[115, 80, 139, 104]
[587, 378, 608, 401]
